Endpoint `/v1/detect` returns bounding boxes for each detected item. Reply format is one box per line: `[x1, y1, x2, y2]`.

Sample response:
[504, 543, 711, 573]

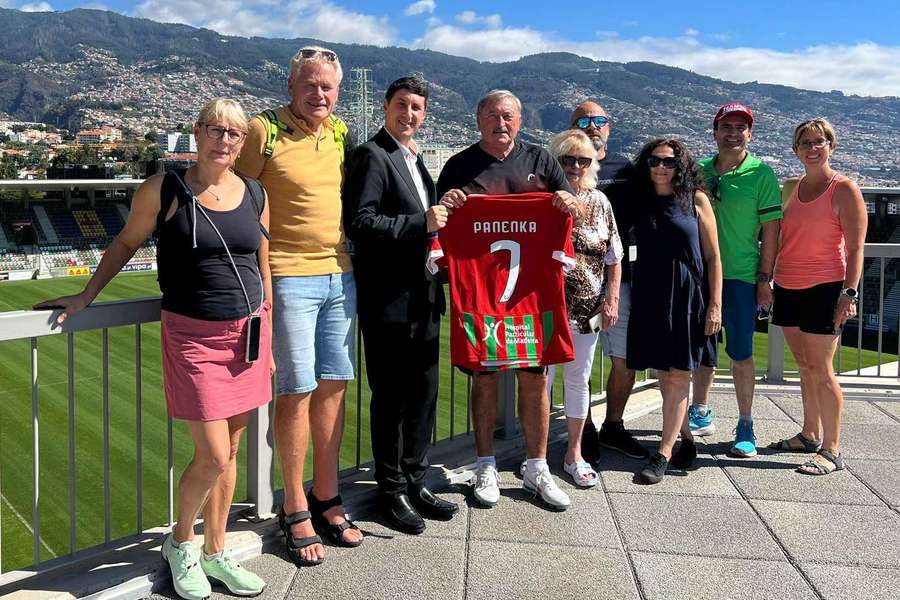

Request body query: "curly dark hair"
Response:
[633, 138, 706, 212]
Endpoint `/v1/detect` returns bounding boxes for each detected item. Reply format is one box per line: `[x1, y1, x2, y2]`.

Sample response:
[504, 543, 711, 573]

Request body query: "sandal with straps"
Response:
[278, 507, 324, 567]
[308, 491, 364, 548]
[768, 432, 821, 453]
[563, 461, 599, 488]
[797, 449, 844, 476]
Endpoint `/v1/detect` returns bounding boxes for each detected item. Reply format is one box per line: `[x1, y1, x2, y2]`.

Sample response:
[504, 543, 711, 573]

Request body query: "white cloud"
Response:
[132, 0, 395, 45]
[454, 10, 501, 28]
[684, 28, 699, 37]
[20, 1, 53, 10]
[403, 0, 434, 16]
[414, 24, 900, 97]
[0, 0, 16, 7]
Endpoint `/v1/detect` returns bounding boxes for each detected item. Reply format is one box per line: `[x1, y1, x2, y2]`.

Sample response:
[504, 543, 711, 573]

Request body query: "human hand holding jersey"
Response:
[428, 192, 576, 370]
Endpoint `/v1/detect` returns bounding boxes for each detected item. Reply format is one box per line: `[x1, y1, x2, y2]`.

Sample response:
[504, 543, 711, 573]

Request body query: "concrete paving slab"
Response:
[468, 483, 620, 548]
[616, 412, 664, 441]
[467, 542, 638, 600]
[724, 452, 883, 506]
[704, 394, 795, 421]
[752, 499, 900, 567]
[848, 458, 900, 506]
[874, 400, 900, 422]
[801, 563, 900, 600]
[609, 493, 783, 560]
[631, 551, 817, 600]
[840, 422, 900, 459]
[286, 535, 465, 600]
[771, 395, 897, 425]
[598, 451, 740, 498]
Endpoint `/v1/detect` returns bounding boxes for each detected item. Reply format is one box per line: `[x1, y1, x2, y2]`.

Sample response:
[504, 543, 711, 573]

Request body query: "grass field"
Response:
[0, 273, 895, 572]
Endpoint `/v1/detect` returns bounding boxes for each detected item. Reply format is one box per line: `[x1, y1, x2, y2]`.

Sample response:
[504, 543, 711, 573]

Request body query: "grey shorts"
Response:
[598, 283, 630, 359]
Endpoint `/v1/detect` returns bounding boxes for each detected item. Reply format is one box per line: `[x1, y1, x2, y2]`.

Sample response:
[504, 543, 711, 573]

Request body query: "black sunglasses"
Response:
[573, 116, 610, 129]
[647, 156, 678, 169]
[558, 155, 593, 168]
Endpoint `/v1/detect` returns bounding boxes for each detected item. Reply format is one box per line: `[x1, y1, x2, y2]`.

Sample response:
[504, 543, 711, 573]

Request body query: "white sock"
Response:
[203, 549, 223, 560]
[525, 458, 548, 474]
[476, 456, 496, 469]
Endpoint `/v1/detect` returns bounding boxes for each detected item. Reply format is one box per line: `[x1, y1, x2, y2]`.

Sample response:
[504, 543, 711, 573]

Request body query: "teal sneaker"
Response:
[161, 534, 211, 600]
[688, 404, 716, 436]
[731, 418, 758, 457]
[201, 550, 266, 596]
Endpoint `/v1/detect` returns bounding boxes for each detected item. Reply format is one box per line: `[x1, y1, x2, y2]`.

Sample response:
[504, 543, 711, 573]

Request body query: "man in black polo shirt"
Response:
[438, 89, 582, 511]
[569, 101, 649, 461]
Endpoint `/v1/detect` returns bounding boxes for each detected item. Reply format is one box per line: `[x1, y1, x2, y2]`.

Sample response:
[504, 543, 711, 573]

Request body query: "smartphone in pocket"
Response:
[588, 313, 603, 333]
[245, 315, 262, 363]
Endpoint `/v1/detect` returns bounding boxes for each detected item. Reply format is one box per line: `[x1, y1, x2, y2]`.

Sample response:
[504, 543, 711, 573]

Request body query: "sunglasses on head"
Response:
[558, 155, 593, 168]
[300, 48, 337, 61]
[647, 156, 678, 169]
[573, 115, 610, 130]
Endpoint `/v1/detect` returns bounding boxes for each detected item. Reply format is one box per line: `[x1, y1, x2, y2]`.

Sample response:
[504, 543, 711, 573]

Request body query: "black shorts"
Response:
[772, 281, 843, 335]
[456, 365, 547, 377]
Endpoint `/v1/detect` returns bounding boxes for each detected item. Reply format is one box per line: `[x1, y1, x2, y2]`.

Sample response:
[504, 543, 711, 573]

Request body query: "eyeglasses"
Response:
[573, 116, 610, 130]
[558, 155, 593, 169]
[647, 156, 678, 169]
[798, 138, 830, 150]
[300, 48, 337, 61]
[203, 124, 247, 143]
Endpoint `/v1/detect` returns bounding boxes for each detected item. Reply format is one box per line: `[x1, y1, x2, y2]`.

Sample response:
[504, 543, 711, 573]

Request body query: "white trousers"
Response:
[547, 323, 599, 419]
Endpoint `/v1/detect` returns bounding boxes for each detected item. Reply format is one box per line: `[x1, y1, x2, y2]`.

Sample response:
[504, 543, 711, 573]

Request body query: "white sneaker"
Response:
[523, 466, 571, 511]
[473, 463, 501, 507]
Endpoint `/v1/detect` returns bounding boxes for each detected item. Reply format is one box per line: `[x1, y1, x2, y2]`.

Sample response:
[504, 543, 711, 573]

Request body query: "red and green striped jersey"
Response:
[428, 193, 576, 371]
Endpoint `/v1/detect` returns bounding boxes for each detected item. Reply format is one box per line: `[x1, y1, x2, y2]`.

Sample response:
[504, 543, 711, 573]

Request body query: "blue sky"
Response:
[6, 0, 900, 97]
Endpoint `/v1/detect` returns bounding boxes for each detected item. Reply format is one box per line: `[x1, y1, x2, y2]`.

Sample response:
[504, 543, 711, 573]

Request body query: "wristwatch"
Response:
[841, 288, 859, 304]
[756, 271, 772, 284]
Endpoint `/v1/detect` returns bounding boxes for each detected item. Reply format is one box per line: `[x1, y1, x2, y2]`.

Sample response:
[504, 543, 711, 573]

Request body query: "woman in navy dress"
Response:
[627, 138, 722, 484]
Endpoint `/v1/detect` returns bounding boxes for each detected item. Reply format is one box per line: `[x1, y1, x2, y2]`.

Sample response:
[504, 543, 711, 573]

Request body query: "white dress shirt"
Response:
[387, 131, 429, 212]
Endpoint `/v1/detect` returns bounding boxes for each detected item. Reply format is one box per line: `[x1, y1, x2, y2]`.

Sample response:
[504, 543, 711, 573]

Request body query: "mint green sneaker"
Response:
[201, 550, 266, 596]
[161, 534, 211, 600]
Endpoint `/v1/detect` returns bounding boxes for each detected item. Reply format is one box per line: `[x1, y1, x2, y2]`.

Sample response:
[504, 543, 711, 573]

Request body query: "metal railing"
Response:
[767, 242, 900, 381]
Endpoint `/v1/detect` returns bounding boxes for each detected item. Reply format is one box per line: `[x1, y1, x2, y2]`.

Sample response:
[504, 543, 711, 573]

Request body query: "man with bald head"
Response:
[568, 101, 649, 462]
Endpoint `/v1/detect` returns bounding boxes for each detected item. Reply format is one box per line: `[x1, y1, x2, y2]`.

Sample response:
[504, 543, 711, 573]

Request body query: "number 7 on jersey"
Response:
[490, 239, 520, 303]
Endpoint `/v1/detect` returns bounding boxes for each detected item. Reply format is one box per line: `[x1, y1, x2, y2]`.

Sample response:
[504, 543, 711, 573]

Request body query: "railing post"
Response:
[247, 403, 275, 517]
[494, 370, 519, 440]
[767, 324, 786, 383]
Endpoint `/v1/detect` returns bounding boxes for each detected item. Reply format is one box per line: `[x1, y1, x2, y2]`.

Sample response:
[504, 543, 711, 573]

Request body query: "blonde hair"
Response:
[549, 129, 600, 190]
[289, 45, 343, 83]
[195, 97, 248, 131]
[792, 117, 837, 152]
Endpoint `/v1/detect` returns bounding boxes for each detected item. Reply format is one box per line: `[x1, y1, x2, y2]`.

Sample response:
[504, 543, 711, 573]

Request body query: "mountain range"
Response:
[2, 7, 899, 183]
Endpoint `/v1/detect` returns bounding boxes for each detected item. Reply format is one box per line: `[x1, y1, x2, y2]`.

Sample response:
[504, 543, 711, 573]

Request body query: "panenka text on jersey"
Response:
[428, 193, 576, 370]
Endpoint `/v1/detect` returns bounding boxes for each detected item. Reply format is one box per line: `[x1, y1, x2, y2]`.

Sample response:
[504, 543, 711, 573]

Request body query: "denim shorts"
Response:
[273, 272, 357, 395]
[722, 279, 756, 361]
[598, 283, 631, 359]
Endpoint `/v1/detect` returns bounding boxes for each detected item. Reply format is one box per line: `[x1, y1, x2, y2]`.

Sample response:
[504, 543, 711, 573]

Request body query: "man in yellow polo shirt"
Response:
[235, 45, 362, 567]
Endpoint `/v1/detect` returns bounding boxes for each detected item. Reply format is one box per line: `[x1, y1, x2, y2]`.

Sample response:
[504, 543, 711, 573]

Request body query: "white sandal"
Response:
[563, 461, 599, 488]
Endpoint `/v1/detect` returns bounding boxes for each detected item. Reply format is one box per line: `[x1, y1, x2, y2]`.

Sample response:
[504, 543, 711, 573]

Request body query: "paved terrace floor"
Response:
[140, 383, 900, 600]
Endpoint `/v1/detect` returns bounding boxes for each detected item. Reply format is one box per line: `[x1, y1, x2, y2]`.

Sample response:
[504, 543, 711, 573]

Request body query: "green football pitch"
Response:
[0, 273, 894, 572]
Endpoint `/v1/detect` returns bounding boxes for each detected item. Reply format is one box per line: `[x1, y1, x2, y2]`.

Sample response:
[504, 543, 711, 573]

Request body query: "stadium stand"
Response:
[0, 248, 34, 271]
[72, 209, 107, 240]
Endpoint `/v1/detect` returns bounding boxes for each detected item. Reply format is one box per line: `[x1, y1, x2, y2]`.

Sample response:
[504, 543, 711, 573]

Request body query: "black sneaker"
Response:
[670, 438, 697, 470]
[638, 453, 668, 484]
[599, 420, 650, 459]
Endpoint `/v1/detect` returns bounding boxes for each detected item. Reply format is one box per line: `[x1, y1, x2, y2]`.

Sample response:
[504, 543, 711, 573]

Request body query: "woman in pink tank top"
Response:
[769, 118, 867, 475]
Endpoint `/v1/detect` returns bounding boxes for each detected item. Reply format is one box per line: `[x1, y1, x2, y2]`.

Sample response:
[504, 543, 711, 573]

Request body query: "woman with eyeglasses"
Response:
[543, 129, 623, 487]
[627, 139, 722, 484]
[36, 98, 271, 599]
[769, 118, 867, 475]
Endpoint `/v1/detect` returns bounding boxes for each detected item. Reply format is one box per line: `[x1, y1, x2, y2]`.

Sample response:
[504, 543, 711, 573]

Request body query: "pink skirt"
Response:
[161, 302, 273, 421]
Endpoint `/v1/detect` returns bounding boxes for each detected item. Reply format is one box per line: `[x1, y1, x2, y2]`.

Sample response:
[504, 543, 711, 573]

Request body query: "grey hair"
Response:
[476, 89, 522, 115]
[289, 45, 343, 83]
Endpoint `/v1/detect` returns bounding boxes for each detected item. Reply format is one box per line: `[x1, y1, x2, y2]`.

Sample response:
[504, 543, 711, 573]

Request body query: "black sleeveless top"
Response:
[157, 172, 263, 321]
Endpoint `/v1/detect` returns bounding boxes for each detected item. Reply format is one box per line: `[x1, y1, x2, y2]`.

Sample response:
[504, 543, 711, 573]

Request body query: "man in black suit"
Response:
[343, 76, 458, 534]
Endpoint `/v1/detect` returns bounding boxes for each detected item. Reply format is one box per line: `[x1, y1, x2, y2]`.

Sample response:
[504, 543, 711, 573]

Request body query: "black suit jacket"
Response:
[343, 127, 445, 324]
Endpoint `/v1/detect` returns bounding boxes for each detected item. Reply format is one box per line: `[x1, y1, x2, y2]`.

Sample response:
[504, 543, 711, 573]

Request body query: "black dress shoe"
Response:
[408, 485, 459, 521]
[377, 493, 426, 535]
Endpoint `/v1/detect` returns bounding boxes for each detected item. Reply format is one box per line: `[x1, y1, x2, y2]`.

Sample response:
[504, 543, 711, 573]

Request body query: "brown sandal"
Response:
[768, 432, 821, 453]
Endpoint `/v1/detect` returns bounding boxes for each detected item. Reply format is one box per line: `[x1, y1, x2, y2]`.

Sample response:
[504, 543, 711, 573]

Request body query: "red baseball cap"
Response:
[714, 102, 754, 127]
